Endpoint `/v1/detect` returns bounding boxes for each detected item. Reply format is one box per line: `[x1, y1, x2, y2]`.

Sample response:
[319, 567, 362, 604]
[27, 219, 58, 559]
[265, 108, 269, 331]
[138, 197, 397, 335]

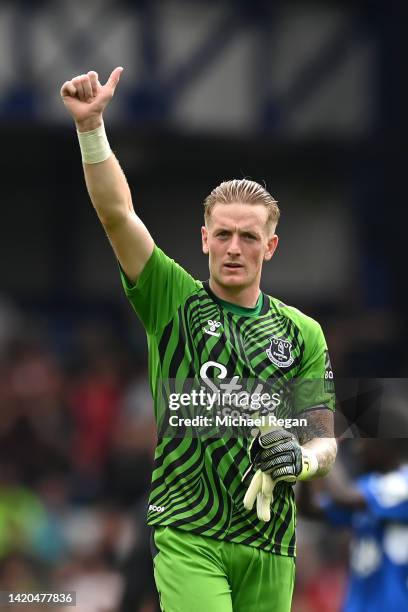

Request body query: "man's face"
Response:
[201, 203, 278, 293]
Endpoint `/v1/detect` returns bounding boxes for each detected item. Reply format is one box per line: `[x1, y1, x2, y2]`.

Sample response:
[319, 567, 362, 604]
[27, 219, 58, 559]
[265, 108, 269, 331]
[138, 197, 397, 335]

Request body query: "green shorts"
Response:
[152, 526, 295, 612]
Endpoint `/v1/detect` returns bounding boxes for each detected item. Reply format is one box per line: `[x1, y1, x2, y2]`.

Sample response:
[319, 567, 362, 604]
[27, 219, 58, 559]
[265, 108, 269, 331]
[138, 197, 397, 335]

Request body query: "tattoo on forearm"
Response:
[296, 408, 337, 477]
[312, 441, 338, 476]
[296, 408, 334, 444]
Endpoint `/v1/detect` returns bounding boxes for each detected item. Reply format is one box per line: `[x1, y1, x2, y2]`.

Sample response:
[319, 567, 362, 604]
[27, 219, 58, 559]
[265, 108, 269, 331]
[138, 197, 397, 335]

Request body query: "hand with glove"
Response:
[243, 427, 319, 521]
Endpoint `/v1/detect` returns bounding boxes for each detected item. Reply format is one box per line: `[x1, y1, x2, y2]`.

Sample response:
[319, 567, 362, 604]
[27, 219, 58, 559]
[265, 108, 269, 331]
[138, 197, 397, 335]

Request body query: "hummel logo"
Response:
[204, 319, 222, 337]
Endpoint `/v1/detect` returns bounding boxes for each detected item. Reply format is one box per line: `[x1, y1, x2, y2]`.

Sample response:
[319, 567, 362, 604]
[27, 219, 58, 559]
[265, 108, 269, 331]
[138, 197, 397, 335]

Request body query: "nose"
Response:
[227, 233, 241, 257]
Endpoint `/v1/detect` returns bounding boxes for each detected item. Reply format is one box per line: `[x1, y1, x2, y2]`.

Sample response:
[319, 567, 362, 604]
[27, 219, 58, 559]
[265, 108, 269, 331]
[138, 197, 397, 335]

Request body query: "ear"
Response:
[264, 234, 279, 261]
[201, 226, 209, 255]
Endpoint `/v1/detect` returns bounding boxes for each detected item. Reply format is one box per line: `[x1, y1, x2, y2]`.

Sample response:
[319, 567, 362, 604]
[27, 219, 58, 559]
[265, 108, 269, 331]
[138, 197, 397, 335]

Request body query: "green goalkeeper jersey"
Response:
[120, 246, 334, 556]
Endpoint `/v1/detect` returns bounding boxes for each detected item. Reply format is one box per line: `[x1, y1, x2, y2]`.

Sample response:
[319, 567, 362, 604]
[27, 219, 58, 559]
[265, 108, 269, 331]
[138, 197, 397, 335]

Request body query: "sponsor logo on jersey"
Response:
[204, 319, 222, 337]
[149, 504, 166, 513]
[266, 336, 294, 368]
[324, 350, 335, 392]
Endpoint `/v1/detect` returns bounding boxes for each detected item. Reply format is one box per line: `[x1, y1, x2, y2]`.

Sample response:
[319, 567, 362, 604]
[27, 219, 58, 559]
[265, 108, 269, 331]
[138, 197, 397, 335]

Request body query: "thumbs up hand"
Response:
[60, 67, 123, 131]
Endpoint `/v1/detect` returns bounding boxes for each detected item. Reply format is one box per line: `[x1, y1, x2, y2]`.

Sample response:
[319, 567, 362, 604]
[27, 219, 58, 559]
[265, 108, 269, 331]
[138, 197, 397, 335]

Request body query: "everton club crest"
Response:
[266, 336, 294, 368]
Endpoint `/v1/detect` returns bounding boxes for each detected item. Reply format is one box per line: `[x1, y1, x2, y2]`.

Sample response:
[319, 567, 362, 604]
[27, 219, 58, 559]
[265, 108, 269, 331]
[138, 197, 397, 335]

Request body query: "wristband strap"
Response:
[298, 448, 319, 480]
[77, 122, 112, 164]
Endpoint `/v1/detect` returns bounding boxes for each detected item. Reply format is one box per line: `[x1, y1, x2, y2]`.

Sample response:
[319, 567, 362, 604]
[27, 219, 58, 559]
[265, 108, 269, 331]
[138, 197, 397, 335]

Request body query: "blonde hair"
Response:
[203, 179, 280, 231]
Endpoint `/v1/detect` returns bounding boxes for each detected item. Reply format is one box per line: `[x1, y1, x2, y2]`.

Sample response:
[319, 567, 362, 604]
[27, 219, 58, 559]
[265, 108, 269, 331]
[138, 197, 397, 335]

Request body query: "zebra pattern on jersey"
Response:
[147, 283, 308, 556]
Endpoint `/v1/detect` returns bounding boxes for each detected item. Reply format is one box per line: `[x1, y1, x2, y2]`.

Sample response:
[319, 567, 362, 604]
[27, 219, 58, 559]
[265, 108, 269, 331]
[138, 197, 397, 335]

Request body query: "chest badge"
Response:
[204, 319, 222, 337]
[266, 336, 294, 368]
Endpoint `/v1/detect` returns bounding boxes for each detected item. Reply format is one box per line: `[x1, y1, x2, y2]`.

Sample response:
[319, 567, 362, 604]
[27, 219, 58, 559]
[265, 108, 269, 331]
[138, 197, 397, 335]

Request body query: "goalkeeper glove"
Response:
[243, 428, 318, 521]
[243, 470, 275, 522]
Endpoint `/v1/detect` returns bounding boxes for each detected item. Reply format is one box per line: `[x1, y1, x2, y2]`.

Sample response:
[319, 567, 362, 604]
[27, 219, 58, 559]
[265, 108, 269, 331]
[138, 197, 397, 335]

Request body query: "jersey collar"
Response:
[202, 281, 269, 316]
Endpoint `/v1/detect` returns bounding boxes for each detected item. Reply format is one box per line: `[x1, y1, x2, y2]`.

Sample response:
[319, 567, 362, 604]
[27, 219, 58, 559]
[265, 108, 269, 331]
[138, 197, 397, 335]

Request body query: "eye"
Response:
[216, 230, 229, 238]
[242, 233, 257, 241]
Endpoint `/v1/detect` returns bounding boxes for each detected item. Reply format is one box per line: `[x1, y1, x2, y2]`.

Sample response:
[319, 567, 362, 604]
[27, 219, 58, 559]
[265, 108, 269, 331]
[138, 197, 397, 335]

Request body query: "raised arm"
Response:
[60, 68, 154, 282]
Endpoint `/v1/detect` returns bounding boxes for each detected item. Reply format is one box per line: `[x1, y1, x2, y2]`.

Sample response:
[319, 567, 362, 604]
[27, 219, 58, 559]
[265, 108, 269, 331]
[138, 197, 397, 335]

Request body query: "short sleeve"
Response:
[119, 245, 198, 334]
[357, 470, 408, 521]
[295, 320, 335, 412]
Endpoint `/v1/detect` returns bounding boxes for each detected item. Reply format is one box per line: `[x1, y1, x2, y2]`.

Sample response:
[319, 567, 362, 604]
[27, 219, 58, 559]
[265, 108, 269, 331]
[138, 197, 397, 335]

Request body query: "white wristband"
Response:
[77, 122, 112, 164]
[298, 447, 319, 481]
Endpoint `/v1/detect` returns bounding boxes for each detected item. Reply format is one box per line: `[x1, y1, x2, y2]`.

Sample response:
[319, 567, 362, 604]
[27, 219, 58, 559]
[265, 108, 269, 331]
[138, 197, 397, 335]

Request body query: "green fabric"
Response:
[119, 246, 200, 404]
[153, 526, 295, 612]
[119, 246, 199, 334]
[217, 292, 263, 316]
[120, 245, 335, 556]
[0, 486, 46, 557]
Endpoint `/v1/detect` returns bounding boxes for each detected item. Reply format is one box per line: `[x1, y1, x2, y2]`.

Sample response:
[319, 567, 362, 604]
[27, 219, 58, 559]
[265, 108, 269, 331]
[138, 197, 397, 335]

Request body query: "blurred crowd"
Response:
[0, 292, 405, 612]
[0, 294, 157, 611]
[0, 0, 405, 609]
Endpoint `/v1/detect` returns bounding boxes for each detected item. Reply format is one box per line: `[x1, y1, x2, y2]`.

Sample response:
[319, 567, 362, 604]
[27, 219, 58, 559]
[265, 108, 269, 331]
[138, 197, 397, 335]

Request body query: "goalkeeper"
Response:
[61, 67, 337, 612]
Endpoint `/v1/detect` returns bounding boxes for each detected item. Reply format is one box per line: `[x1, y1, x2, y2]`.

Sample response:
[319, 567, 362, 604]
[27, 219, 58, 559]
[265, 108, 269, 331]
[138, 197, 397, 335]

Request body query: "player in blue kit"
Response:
[299, 438, 408, 611]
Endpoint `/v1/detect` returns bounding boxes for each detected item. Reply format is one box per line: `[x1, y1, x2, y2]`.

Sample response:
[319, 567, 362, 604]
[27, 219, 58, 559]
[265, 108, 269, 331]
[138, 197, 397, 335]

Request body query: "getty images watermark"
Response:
[166, 386, 306, 429]
[155, 374, 329, 437]
[167, 411, 307, 430]
[154, 375, 408, 439]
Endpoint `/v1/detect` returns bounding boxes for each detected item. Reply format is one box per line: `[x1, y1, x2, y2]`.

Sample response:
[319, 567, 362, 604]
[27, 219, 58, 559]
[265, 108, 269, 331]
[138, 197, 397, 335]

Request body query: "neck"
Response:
[209, 278, 261, 308]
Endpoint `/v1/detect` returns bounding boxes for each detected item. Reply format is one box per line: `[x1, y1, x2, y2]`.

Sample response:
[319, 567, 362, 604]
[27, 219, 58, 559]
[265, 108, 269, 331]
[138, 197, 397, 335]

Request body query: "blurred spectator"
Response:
[0, 338, 70, 483]
[105, 375, 156, 507]
[57, 553, 123, 612]
[66, 324, 124, 499]
[0, 554, 47, 611]
[0, 461, 47, 560]
[294, 518, 347, 612]
[298, 439, 408, 611]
